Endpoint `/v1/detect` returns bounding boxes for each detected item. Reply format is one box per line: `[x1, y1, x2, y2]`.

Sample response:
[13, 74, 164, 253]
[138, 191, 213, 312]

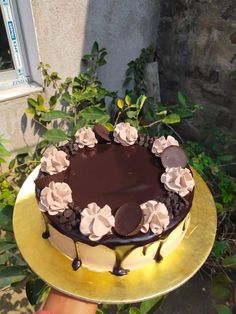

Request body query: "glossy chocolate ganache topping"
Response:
[35, 124, 195, 248]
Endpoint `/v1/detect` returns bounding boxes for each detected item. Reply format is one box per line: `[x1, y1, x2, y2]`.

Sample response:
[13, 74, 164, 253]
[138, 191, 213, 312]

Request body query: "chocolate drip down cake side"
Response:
[35, 123, 195, 276]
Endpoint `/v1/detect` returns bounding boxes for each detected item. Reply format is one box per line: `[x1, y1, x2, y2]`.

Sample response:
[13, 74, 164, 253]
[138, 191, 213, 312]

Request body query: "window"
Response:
[0, 0, 42, 100]
[0, 7, 15, 72]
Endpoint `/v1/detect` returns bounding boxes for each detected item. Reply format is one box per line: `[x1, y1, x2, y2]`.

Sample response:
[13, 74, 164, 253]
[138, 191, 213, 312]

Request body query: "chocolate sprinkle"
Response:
[161, 146, 188, 168]
[157, 191, 189, 219]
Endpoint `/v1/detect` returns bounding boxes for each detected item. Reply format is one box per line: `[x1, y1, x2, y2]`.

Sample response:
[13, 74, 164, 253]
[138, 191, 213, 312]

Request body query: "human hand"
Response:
[36, 288, 97, 314]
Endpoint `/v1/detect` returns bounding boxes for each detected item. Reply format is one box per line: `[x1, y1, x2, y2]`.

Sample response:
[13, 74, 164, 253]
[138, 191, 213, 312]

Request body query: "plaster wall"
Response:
[0, 0, 160, 153]
[31, 0, 159, 94]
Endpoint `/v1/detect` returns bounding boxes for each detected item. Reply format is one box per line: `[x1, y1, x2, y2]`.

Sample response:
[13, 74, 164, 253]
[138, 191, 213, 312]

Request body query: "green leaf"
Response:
[212, 241, 225, 258]
[137, 95, 147, 110]
[8, 158, 16, 170]
[96, 114, 110, 125]
[25, 107, 35, 116]
[0, 266, 28, 289]
[125, 95, 132, 106]
[80, 106, 106, 122]
[28, 97, 47, 113]
[126, 111, 137, 119]
[117, 99, 125, 109]
[129, 307, 140, 314]
[104, 123, 114, 131]
[215, 202, 225, 215]
[92, 41, 99, 54]
[211, 273, 232, 301]
[73, 119, 87, 132]
[177, 91, 186, 106]
[0, 157, 6, 163]
[215, 304, 232, 314]
[37, 94, 44, 106]
[49, 95, 58, 107]
[162, 113, 181, 124]
[178, 110, 193, 119]
[27, 98, 38, 109]
[82, 54, 92, 61]
[0, 240, 16, 254]
[0, 144, 10, 157]
[223, 255, 236, 268]
[26, 278, 49, 305]
[41, 111, 73, 122]
[0, 205, 14, 231]
[42, 129, 69, 143]
[98, 59, 106, 66]
[61, 92, 72, 103]
[140, 296, 163, 314]
[156, 110, 167, 119]
[0, 252, 9, 265]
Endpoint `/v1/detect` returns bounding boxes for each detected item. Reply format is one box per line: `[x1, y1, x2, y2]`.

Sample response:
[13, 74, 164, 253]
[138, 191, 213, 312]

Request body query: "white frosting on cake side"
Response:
[46, 214, 190, 272]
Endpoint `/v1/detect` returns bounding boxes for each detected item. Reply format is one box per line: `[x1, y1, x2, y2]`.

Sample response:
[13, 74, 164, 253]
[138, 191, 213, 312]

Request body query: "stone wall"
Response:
[158, 0, 236, 140]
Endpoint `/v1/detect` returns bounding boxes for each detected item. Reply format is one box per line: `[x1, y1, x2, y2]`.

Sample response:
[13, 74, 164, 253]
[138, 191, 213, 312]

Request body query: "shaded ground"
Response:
[159, 272, 216, 314]
[0, 282, 34, 314]
[0, 272, 216, 314]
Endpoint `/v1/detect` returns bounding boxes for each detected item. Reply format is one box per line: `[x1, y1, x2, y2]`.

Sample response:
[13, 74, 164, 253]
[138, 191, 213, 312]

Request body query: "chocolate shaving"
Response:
[156, 191, 189, 219]
[137, 135, 155, 149]
[53, 204, 81, 230]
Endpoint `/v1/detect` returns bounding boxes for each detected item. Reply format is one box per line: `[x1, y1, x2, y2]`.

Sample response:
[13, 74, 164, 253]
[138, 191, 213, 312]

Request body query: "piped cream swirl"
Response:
[80, 203, 115, 241]
[39, 181, 72, 215]
[41, 146, 69, 175]
[75, 127, 98, 148]
[151, 135, 179, 157]
[161, 167, 194, 197]
[140, 200, 169, 234]
[113, 122, 138, 146]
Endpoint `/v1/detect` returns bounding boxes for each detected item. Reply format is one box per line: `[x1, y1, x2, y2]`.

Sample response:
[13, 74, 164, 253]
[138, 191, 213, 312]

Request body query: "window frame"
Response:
[0, 0, 42, 100]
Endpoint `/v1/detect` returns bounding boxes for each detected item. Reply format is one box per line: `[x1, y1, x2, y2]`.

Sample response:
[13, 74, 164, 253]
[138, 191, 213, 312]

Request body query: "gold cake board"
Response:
[13, 167, 216, 304]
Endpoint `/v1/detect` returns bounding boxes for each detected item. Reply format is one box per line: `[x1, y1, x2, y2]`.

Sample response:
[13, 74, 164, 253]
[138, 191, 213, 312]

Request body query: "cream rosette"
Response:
[39, 182, 72, 215]
[74, 127, 98, 148]
[161, 167, 194, 197]
[113, 122, 138, 146]
[80, 203, 115, 241]
[41, 146, 69, 175]
[140, 200, 169, 234]
[151, 135, 179, 157]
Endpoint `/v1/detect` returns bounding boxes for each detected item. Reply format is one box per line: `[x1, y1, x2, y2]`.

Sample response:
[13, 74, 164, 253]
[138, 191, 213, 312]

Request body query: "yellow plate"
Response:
[13, 167, 216, 304]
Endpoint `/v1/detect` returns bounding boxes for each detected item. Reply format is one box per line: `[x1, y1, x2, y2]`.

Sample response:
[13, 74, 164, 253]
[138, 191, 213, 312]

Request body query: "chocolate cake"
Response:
[35, 123, 195, 276]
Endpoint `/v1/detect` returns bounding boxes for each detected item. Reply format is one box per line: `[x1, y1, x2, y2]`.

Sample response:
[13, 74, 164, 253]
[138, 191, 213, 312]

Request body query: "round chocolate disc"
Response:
[93, 124, 111, 142]
[161, 146, 188, 168]
[114, 203, 143, 236]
